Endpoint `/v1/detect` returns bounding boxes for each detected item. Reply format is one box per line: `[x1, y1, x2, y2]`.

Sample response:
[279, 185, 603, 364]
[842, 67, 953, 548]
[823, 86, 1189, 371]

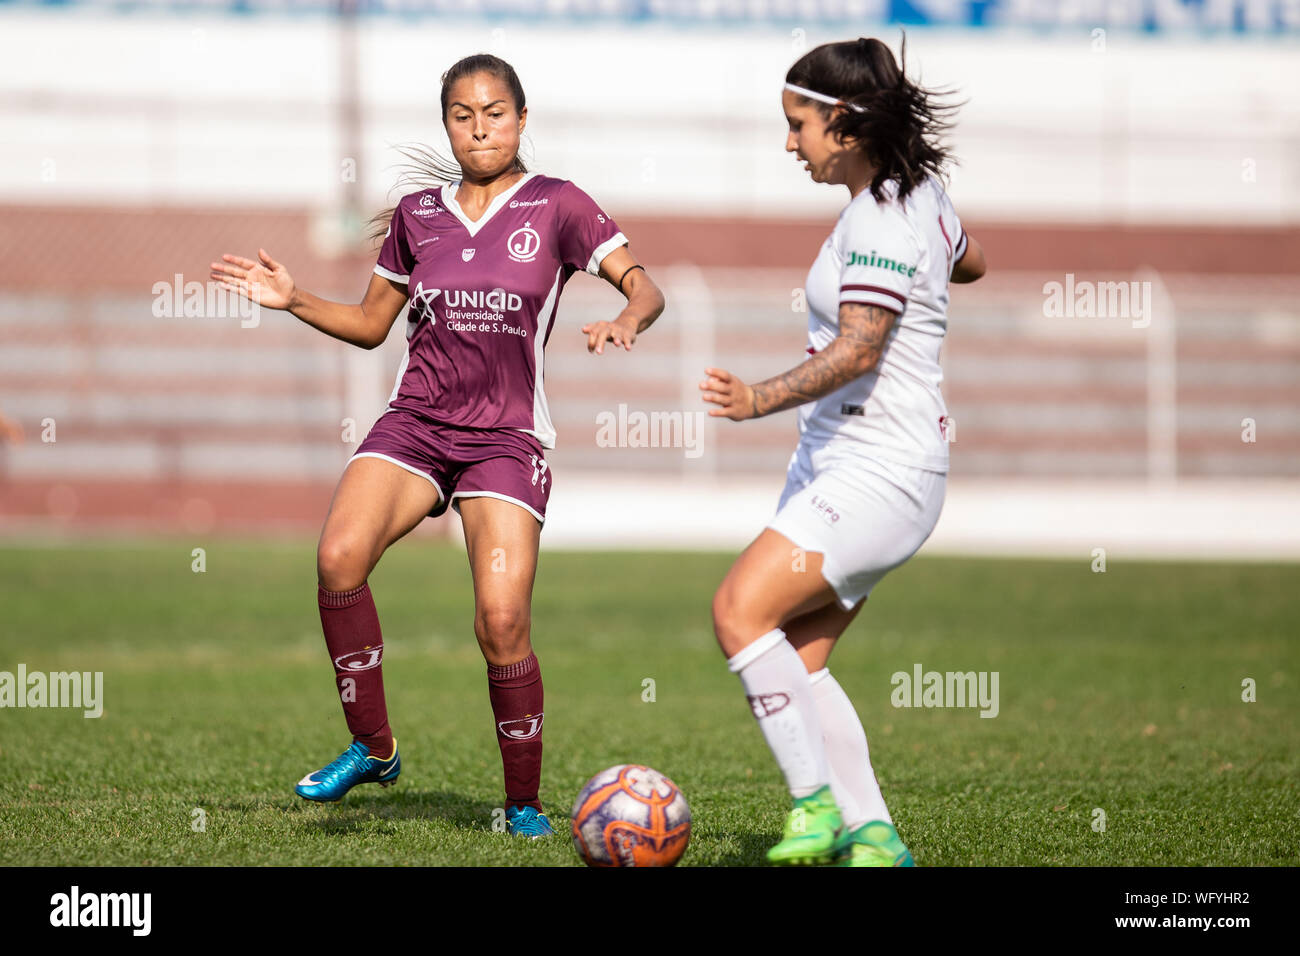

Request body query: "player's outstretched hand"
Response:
[700, 367, 756, 422]
[210, 248, 295, 310]
[582, 314, 638, 354]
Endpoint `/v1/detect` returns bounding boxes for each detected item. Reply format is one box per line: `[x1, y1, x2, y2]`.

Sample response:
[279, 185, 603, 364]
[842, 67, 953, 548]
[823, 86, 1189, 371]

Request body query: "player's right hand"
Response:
[210, 248, 296, 310]
[700, 367, 757, 422]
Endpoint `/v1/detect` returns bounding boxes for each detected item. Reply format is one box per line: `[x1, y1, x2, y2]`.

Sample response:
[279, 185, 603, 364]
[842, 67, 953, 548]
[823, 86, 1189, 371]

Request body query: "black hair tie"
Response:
[618, 264, 645, 293]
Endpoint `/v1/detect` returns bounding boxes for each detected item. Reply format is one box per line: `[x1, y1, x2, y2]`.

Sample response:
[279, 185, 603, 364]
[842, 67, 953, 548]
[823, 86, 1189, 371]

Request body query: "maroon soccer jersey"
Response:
[373, 172, 627, 449]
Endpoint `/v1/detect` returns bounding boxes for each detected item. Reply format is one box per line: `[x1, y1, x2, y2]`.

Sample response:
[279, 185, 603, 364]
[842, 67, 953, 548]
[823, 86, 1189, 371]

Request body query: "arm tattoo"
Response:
[750, 303, 896, 418]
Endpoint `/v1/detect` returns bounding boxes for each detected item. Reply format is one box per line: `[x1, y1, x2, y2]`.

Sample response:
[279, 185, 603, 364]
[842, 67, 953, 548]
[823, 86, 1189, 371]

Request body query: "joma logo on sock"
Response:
[498, 713, 544, 739]
[747, 692, 790, 719]
[333, 646, 383, 672]
[891, 663, 1000, 718]
[49, 886, 151, 936]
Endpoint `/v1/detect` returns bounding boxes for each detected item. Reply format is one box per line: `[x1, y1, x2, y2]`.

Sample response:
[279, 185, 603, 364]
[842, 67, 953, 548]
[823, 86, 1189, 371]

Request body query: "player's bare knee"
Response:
[317, 537, 369, 591]
[474, 603, 531, 657]
[711, 583, 756, 656]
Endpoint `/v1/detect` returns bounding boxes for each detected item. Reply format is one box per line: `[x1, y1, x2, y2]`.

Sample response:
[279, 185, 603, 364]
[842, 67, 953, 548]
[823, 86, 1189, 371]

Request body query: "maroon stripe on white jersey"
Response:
[937, 215, 953, 259]
[954, 227, 968, 262]
[840, 284, 906, 308]
[840, 299, 902, 316]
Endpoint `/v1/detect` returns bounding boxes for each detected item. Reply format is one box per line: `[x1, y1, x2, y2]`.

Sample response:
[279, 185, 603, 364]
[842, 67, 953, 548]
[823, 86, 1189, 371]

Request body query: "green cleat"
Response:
[766, 785, 846, 866]
[836, 820, 915, 867]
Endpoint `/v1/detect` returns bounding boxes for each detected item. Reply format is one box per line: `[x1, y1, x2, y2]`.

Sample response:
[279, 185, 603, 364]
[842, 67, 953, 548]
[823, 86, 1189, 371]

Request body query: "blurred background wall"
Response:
[1, 0, 1297, 556]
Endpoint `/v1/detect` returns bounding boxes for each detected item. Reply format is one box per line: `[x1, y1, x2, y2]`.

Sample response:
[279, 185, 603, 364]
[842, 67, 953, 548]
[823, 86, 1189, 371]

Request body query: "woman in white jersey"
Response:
[701, 37, 986, 866]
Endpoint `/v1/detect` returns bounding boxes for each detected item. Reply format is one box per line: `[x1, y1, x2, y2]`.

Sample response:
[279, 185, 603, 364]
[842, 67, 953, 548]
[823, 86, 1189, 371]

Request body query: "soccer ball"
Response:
[570, 764, 691, 867]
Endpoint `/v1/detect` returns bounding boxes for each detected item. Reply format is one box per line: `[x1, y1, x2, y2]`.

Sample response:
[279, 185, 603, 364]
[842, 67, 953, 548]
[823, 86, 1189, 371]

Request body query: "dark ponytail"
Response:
[367, 53, 530, 243]
[786, 35, 958, 203]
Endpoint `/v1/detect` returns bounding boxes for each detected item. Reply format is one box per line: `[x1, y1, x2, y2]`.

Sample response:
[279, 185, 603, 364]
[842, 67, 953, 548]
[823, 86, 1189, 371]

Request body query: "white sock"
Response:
[727, 629, 830, 799]
[809, 668, 892, 828]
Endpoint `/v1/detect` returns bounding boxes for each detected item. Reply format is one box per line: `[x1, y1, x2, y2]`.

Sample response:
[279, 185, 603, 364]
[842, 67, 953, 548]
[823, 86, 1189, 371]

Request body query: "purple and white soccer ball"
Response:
[570, 764, 692, 867]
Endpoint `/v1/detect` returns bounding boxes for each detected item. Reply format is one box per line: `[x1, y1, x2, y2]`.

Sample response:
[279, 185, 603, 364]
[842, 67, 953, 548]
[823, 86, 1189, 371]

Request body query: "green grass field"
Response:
[0, 541, 1296, 866]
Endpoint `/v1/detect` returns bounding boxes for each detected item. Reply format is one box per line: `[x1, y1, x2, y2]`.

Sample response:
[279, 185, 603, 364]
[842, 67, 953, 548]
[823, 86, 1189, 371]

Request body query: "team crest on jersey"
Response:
[498, 713, 544, 740]
[462, 248, 476, 262]
[506, 222, 541, 264]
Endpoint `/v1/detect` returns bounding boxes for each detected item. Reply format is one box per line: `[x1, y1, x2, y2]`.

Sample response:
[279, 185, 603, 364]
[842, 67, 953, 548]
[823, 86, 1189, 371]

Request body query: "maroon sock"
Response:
[488, 652, 544, 811]
[318, 583, 393, 758]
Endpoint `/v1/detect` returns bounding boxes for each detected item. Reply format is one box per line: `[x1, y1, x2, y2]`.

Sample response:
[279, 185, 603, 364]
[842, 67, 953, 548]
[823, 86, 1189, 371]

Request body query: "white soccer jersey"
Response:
[799, 175, 965, 473]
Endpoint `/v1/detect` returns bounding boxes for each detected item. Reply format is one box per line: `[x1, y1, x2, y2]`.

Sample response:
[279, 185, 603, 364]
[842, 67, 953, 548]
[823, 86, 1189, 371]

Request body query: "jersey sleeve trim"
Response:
[840, 299, 902, 317]
[374, 264, 409, 284]
[841, 283, 906, 314]
[953, 228, 969, 264]
[586, 232, 628, 277]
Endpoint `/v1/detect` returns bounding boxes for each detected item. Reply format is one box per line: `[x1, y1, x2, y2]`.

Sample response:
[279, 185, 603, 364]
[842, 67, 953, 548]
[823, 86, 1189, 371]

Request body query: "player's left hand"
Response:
[582, 314, 638, 354]
[700, 367, 756, 421]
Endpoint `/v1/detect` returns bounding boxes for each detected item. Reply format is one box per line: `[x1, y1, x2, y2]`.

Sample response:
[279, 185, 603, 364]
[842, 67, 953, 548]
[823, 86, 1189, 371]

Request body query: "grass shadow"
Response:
[269, 787, 495, 834]
[709, 829, 778, 867]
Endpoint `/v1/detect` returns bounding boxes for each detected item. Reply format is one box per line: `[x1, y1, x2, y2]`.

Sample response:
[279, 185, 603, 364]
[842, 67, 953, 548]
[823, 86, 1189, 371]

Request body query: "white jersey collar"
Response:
[441, 171, 540, 238]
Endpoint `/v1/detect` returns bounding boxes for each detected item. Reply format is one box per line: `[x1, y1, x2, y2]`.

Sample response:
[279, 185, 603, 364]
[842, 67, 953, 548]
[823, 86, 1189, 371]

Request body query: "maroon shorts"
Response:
[351, 408, 551, 523]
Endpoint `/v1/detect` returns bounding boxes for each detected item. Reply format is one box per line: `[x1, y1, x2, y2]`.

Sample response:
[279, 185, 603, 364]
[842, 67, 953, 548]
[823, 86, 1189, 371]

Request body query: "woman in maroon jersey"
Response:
[211, 54, 665, 836]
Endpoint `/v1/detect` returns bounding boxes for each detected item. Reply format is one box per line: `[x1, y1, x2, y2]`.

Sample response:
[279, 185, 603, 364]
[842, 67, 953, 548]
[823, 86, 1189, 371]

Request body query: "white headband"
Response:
[784, 82, 867, 113]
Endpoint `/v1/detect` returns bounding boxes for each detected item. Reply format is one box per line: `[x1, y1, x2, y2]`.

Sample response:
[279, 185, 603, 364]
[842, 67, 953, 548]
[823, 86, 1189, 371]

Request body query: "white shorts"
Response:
[767, 445, 946, 611]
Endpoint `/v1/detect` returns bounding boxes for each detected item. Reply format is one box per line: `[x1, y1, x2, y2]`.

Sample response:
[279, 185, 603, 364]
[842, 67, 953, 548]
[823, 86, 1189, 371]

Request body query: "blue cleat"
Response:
[505, 805, 554, 838]
[295, 740, 400, 803]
